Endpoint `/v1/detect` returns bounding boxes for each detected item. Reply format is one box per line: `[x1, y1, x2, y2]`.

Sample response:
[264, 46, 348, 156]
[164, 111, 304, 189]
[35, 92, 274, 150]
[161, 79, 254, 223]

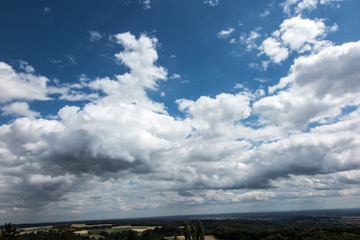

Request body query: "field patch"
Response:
[74, 230, 88, 235]
[173, 235, 217, 240]
[72, 224, 112, 228]
[20, 226, 52, 234]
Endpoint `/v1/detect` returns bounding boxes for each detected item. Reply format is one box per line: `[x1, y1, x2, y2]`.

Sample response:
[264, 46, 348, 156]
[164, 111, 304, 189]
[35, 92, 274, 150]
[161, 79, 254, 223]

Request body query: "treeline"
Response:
[0, 222, 187, 240]
[213, 225, 360, 240]
[93, 224, 185, 240]
[3, 219, 360, 240]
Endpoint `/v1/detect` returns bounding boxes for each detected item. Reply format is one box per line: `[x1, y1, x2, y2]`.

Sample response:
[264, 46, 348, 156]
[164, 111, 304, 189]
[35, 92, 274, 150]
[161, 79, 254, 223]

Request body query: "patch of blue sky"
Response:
[128, 180, 138, 186]
[237, 114, 266, 130]
[303, 105, 359, 133]
[185, 128, 197, 139]
[128, 181, 145, 190]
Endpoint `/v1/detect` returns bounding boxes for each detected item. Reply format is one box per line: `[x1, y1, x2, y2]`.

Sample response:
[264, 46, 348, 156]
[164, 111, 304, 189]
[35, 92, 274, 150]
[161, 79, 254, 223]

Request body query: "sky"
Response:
[1, 0, 360, 224]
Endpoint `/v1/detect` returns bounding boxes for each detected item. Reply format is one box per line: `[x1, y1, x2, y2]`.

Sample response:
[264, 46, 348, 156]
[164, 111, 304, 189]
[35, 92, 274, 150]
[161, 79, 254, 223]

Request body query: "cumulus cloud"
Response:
[0, 62, 50, 102]
[1, 102, 40, 118]
[256, 41, 360, 129]
[0, 63, 98, 103]
[282, 0, 344, 15]
[178, 93, 251, 125]
[259, 16, 335, 63]
[0, 33, 188, 217]
[1, 31, 360, 222]
[276, 16, 329, 52]
[259, 37, 289, 63]
[114, 32, 167, 91]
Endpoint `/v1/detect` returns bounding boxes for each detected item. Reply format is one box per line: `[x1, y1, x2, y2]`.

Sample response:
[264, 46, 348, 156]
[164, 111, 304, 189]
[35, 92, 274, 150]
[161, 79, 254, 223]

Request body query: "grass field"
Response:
[78, 225, 159, 238]
[19, 226, 52, 234]
[74, 230, 88, 235]
[19, 224, 157, 236]
[72, 224, 112, 228]
[19, 224, 218, 239]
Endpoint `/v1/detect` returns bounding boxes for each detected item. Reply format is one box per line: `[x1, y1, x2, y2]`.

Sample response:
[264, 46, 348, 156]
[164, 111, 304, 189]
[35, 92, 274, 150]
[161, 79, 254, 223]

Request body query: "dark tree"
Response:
[0, 223, 20, 240]
[126, 230, 139, 240]
[140, 230, 155, 240]
[19, 224, 83, 240]
[182, 221, 205, 240]
[183, 221, 192, 240]
[195, 221, 205, 240]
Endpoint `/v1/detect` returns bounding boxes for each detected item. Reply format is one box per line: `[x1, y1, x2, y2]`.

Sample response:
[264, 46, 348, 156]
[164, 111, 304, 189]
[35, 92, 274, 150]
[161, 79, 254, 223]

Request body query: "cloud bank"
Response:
[0, 29, 360, 222]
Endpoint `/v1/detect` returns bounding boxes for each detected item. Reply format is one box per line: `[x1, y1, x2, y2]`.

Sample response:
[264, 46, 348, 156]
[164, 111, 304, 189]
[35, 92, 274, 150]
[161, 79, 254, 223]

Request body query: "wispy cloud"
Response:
[204, 0, 220, 6]
[43, 6, 53, 15]
[217, 28, 235, 39]
[18, 60, 35, 73]
[140, 0, 151, 9]
[170, 73, 181, 79]
[240, 30, 261, 50]
[88, 30, 103, 42]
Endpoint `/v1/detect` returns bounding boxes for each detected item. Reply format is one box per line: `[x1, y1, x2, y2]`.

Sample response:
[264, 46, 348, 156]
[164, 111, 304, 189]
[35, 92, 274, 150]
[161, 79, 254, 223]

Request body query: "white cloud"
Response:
[254, 77, 268, 83]
[256, 41, 360, 129]
[241, 30, 262, 51]
[88, 30, 102, 42]
[43, 7, 53, 15]
[234, 83, 245, 89]
[67, 55, 78, 65]
[58, 91, 99, 101]
[297, 0, 318, 13]
[44, 79, 99, 102]
[0, 62, 50, 102]
[1, 102, 40, 118]
[282, 0, 300, 14]
[0, 33, 191, 219]
[259, 16, 335, 63]
[278, 16, 328, 52]
[177, 93, 252, 134]
[170, 73, 181, 79]
[259, 37, 289, 63]
[1, 31, 360, 222]
[140, 0, 151, 9]
[204, 0, 220, 7]
[260, 9, 270, 18]
[260, 1, 275, 19]
[114, 32, 167, 91]
[282, 0, 344, 15]
[18, 60, 35, 73]
[217, 28, 235, 39]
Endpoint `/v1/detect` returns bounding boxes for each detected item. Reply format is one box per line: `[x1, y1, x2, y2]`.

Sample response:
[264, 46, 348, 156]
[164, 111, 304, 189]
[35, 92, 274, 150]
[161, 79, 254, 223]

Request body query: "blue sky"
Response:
[1, 0, 360, 224]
